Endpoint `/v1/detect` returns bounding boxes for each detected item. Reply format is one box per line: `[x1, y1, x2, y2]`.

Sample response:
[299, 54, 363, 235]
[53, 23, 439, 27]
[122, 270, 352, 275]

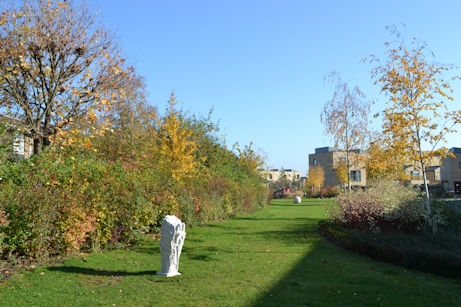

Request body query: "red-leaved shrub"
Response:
[328, 179, 427, 233]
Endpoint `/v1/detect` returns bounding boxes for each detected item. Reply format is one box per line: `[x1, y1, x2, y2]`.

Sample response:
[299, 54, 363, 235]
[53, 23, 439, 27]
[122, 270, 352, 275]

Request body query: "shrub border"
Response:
[317, 220, 461, 279]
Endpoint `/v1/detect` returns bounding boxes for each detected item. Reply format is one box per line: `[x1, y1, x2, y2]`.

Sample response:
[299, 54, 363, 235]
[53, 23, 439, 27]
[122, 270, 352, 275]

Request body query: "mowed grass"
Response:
[0, 198, 460, 306]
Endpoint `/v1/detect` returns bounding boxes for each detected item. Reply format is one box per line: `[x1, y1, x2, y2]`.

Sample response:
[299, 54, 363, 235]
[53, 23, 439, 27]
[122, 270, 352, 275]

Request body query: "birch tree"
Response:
[369, 27, 461, 217]
[321, 71, 370, 192]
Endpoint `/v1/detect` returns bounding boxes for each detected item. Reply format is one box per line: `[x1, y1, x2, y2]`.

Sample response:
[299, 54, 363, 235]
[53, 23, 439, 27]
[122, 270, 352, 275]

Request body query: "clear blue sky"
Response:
[96, 0, 461, 175]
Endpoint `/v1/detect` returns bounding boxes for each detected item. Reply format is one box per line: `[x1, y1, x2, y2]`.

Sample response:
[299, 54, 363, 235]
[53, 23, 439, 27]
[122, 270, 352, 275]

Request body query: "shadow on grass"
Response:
[207, 224, 243, 230]
[131, 246, 161, 255]
[48, 266, 157, 277]
[236, 219, 323, 243]
[271, 204, 326, 208]
[183, 246, 218, 262]
[234, 217, 312, 221]
[250, 230, 461, 306]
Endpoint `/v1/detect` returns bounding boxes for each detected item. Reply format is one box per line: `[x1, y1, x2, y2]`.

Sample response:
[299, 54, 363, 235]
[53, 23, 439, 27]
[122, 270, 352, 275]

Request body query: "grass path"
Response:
[1, 199, 460, 306]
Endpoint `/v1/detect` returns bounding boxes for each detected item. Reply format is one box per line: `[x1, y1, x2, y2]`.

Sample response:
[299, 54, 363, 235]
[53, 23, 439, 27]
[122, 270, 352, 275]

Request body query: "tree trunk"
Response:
[421, 160, 432, 218]
[32, 132, 50, 155]
[346, 150, 351, 194]
[33, 136, 42, 155]
[416, 127, 431, 225]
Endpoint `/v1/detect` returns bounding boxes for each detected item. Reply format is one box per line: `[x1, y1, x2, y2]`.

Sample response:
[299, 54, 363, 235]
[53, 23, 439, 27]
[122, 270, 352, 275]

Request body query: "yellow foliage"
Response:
[335, 160, 348, 185]
[306, 166, 324, 191]
[368, 27, 461, 213]
[157, 92, 198, 181]
[365, 136, 409, 181]
[237, 142, 264, 174]
[370, 32, 460, 170]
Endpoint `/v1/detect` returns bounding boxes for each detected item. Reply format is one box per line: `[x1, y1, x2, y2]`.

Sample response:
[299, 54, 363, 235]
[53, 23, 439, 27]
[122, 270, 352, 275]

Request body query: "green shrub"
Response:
[431, 199, 461, 231]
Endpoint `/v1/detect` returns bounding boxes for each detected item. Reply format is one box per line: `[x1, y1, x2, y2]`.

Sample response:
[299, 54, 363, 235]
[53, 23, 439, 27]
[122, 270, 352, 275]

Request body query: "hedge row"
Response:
[0, 105, 269, 260]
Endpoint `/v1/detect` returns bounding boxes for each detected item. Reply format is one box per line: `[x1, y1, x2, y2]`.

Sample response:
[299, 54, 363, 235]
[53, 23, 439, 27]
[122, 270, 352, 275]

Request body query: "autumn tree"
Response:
[157, 92, 198, 181]
[0, 0, 132, 154]
[335, 160, 348, 189]
[305, 165, 324, 193]
[365, 133, 409, 181]
[321, 71, 370, 192]
[237, 142, 264, 174]
[370, 27, 461, 216]
[91, 76, 157, 162]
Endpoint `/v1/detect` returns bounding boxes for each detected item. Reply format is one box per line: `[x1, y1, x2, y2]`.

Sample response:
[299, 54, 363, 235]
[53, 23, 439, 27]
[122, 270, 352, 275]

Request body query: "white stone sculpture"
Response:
[156, 215, 186, 277]
[293, 196, 302, 204]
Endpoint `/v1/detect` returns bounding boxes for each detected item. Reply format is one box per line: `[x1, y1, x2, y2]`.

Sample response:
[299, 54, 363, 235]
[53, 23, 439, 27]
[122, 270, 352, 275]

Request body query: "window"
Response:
[339, 157, 346, 162]
[269, 174, 273, 180]
[313, 159, 317, 165]
[350, 170, 361, 182]
[411, 170, 420, 178]
[459, 161, 461, 169]
[297, 174, 300, 179]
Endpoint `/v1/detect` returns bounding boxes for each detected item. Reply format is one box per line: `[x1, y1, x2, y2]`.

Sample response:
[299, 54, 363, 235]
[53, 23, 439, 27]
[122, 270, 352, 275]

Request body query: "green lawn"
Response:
[1, 199, 460, 306]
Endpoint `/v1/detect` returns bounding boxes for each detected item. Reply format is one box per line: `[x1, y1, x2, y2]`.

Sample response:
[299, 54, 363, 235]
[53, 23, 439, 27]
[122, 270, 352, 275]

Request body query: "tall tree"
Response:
[0, 0, 132, 154]
[321, 71, 370, 192]
[157, 92, 198, 181]
[369, 27, 461, 217]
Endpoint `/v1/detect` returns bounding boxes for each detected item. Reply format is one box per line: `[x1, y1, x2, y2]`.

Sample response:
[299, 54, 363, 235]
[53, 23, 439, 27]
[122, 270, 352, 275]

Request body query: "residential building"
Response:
[403, 158, 441, 186]
[0, 115, 34, 159]
[260, 168, 301, 183]
[441, 147, 461, 195]
[308, 147, 366, 188]
[426, 165, 441, 184]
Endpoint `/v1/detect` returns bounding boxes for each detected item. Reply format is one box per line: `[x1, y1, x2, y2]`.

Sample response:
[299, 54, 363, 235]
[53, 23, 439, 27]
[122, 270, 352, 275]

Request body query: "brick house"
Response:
[441, 147, 461, 195]
[308, 147, 366, 188]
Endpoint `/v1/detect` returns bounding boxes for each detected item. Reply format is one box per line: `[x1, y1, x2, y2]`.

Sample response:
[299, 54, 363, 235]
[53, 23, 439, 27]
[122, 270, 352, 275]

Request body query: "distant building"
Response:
[0, 115, 33, 159]
[403, 157, 441, 186]
[308, 147, 366, 188]
[441, 147, 461, 195]
[260, 168, 301, 183]
[426, 165, 441, 184]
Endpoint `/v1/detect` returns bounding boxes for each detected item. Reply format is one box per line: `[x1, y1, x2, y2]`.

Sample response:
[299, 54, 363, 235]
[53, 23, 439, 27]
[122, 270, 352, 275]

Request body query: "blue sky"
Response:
[96, 0, 461, 175]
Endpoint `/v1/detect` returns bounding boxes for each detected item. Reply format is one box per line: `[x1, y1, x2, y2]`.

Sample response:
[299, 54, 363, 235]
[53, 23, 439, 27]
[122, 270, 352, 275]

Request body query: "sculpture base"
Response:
[156, 271, 181, 277]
